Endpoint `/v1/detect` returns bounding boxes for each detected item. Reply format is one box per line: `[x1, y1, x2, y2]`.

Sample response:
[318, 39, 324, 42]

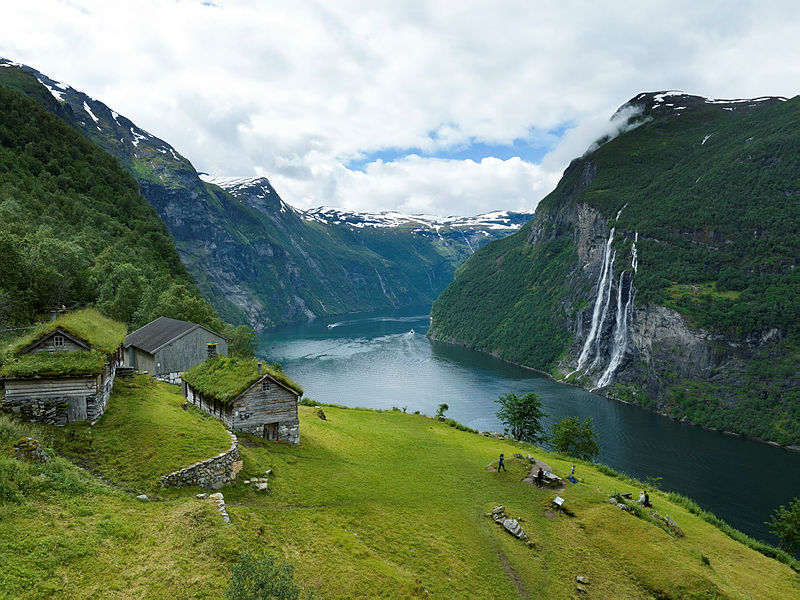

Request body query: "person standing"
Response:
[571, 465, 576, 475]
[498, 453, 506, 472]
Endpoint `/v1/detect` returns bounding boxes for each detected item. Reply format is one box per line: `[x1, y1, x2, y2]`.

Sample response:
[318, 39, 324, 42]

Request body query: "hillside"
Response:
[0, 78, 218, 332]
[429, 92, 800, 446]
[1, 385, 797, 599]
[0, 58, 532, 330]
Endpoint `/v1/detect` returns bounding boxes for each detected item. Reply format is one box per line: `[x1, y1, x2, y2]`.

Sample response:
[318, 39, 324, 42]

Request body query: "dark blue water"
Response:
[259, 306, 800, 545]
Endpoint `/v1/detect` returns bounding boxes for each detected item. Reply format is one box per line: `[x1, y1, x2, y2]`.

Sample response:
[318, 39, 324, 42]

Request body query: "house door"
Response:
[66, 396, 87, 423]
[263, 423, 279, 441]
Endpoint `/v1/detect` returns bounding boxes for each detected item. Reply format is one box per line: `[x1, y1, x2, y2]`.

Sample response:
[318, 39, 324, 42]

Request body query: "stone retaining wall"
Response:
[160, 431, 240, 490]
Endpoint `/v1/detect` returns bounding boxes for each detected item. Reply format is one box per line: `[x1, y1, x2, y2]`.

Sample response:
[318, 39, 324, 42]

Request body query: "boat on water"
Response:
[409, 329, 415, 334]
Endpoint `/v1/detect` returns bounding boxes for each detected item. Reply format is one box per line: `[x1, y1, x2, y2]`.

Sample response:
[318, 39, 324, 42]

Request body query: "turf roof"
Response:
[3, 309, 126, 357]
[181, 356, 303, 404]
[0, 350, 107, 378]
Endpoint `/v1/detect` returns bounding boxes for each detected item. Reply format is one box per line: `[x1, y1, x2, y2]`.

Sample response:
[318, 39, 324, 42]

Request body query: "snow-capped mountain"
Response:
[202, 174, 534, 236]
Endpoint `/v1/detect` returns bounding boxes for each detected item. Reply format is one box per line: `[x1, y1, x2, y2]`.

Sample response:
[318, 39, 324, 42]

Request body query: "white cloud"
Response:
[1, 0, 799, 215]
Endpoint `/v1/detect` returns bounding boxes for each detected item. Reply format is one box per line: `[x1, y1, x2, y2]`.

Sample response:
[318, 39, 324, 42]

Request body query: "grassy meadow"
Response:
[1, 379, 798, 598]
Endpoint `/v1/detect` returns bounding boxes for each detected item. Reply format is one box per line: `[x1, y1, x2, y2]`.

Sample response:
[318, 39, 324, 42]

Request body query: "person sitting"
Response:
[638, 490, 652, 507]
[535, 467, 544, 487]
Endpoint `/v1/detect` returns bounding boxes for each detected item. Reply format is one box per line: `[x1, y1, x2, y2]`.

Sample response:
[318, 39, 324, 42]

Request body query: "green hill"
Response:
[429, 92, 800, 446]
[2, 380, 798, 598]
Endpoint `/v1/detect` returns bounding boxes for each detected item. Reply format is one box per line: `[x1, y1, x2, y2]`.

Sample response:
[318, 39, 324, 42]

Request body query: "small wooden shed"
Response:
[124, 316, 228, 384]
[0, 309, 125, 425]
[181, 357, 302, 444]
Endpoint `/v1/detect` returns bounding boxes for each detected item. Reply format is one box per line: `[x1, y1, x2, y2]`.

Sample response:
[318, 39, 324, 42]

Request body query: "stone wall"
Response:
[159, 431, 240, 490]
[155, 371, 183, 385]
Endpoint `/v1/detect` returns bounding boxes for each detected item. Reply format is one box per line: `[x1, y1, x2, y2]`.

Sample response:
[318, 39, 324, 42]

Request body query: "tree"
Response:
[550, 416, 600, 460]
[227, 324, 258, 358]
[225, 551, 313, 600]
[767, 497, 800, 554]
[495, 392, 547, 444]
[435, 403, 449, 418]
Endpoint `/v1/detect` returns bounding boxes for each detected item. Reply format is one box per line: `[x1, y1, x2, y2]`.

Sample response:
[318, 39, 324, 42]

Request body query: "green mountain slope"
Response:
[0, 81, 216, 331]
[430, 92, 800, 446]
[2, 389, 798, 599]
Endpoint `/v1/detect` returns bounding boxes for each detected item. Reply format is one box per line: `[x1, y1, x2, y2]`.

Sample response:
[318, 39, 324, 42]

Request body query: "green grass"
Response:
[181, 356, 303, 403]
[50, 374, 232, 493]
[664, 282, 742, 302]
[2, 395, 799, 598]
[221, 406, 799, 599]
[1, 309, 126, 359]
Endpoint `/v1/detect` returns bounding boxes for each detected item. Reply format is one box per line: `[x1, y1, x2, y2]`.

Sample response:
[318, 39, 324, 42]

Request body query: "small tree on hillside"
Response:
[767, 497, 800, 555]
[225, 551, 313, 600]
[495, 392, 547, 444]
[551, 416, 600, 461]
[435, 403, 449, 418]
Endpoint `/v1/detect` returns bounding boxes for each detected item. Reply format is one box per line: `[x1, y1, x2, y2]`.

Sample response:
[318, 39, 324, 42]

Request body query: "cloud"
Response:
[1, 0, 799, 215]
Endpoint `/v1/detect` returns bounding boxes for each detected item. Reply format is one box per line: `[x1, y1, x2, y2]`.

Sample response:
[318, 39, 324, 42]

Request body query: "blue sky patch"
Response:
[345, 124, 571, 172]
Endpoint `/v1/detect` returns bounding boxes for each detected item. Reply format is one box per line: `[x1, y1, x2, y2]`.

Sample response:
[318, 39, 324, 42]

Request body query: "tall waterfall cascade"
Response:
[570, 207, 637, 388]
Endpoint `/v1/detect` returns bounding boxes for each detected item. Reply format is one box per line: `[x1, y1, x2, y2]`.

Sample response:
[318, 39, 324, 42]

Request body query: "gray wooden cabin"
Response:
[2, 328, 122, 425]
[183, 367, 300, 444]
[124, 317, 228, 384]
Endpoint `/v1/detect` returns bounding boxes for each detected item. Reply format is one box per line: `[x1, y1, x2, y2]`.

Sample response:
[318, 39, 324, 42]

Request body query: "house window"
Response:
[261, 381, 270, 393]
[54, 335, 64, 347]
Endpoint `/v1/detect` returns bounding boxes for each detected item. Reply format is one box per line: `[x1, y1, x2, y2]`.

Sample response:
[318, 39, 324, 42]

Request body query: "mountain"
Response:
[0, 59, 532, 330]
[0, 67, 223, 334]
[429, 91, 800, 446]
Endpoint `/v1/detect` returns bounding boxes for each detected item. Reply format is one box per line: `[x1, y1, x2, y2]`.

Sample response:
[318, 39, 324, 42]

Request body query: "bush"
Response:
[225, 551, 313, 600]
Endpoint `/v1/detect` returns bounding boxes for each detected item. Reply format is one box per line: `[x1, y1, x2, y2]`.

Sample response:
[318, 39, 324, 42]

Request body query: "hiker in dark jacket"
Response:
[498, 453, 506, 472]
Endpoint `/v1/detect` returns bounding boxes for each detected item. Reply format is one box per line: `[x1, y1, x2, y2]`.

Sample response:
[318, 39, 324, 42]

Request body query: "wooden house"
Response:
[0, 309, 126, 425]
[181, 357, 302, 444]
[124, 316, 228, 384]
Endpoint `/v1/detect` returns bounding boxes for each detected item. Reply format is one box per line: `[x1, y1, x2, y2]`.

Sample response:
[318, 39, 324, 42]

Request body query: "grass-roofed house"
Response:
[0, 309, 126, 425]
[181, 357, 302, 444]
[124, 316, 228, 384]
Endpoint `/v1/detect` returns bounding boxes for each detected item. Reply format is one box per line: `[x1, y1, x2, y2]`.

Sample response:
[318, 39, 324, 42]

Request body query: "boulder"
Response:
[502, 518, 529, 541]
[491, 505, 505, 515]
[136, 494, 148, 501]
[13, 438, 49, 463]
[576, 576, 589, 584]
[255, 482, 269, 491]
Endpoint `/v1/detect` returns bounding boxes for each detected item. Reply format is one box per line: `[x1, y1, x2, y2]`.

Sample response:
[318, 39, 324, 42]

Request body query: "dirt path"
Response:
[496, 547, 529, 599]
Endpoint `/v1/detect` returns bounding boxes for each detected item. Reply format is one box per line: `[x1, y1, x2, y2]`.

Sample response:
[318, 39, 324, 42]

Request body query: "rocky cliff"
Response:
[430, 91, 800, 445]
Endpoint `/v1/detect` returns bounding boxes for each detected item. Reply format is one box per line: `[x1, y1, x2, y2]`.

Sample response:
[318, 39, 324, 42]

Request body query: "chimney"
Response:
[207, 343, 217, 358]
[50, 310, 57, 322]
[257, 362, 263, 375]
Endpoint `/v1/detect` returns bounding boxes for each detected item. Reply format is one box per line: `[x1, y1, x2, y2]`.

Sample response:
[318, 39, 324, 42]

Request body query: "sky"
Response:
[1, 1, 799, 216]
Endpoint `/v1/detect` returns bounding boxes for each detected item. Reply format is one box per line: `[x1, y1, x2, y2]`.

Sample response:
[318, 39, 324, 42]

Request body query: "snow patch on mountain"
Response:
[204, 175, 534, 231]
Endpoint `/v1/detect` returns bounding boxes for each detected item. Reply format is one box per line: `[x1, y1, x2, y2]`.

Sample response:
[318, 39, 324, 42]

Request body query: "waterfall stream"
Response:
[573, 230, 616, 373]
[571, 204, 636, 387]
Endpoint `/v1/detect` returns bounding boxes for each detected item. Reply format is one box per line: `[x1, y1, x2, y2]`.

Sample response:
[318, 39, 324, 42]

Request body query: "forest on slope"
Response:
[430, 93, 800, 445]
[0, 84, 224, 337]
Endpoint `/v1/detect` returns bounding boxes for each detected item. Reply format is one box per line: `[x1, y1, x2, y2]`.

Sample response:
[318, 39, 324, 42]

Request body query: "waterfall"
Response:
[569, 203, 630, 380]
[596, 271, 634, 389]
[631, 231, 638, 273]
[590, 250, 616, 371]
[574, 229, 616, 373]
